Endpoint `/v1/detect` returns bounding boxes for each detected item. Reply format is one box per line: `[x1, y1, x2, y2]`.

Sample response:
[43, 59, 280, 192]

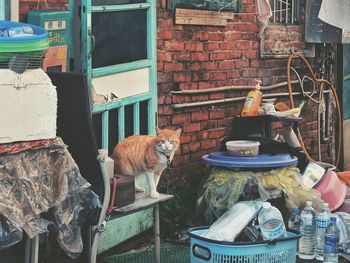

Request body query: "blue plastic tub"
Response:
[0, 20, 48, 43]
[188, 227, 300, 263]
[202, 152, 298, 169]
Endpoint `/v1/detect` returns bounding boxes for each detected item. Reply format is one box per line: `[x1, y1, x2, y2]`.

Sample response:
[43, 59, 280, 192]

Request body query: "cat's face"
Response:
[155, 128, 182, 153]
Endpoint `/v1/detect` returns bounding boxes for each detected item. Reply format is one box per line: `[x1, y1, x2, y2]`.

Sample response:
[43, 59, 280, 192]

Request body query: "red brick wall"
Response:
[157, 0, 336, 179]
[19, 0, 68, 22]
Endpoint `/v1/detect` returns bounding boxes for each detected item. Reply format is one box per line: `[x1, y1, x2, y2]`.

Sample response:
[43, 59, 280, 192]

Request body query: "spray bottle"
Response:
[241, 79, 263, 116]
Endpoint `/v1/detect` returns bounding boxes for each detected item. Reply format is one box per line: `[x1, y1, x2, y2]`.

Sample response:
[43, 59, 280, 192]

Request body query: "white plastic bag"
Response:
[203, 201, 263, 242]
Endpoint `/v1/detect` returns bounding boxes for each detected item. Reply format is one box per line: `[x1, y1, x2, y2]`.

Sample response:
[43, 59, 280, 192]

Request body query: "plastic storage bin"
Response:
[226, 140, 260, 157]
[0, 20, 49, 68]
[188, 227, 300, 263]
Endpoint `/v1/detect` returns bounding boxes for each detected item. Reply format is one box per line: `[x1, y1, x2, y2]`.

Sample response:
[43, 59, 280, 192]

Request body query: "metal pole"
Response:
[153, 204, 160, 263]
[24, 236, 31, 263]
[30, 235, 39, 263]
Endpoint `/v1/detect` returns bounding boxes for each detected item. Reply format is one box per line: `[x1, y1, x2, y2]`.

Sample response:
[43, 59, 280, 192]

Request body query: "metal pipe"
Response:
[172, 90, 330, 109]
[171, 80, 299, 95]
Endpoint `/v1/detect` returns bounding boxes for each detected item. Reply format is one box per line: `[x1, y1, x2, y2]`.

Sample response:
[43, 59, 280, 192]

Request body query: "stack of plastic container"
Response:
[0, 20, 49, 70]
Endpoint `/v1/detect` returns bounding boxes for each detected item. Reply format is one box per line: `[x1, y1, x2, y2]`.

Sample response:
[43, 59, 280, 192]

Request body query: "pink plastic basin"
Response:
[315, 170, 347, 211]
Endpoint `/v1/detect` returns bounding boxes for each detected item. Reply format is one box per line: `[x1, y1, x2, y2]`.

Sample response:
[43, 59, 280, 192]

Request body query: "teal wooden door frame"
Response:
[79, 0, 158, 253]
[81, 0, 157, 150]
[0, 0, 5, 20]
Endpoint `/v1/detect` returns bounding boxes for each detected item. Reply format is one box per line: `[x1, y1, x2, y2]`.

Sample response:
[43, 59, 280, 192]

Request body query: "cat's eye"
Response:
[170, 140, 175, 144]
[159, 140, 165, 144]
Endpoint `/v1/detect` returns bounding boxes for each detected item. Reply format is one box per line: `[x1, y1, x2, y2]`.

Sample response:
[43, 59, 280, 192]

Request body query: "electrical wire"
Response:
[287, 52, 342, 167]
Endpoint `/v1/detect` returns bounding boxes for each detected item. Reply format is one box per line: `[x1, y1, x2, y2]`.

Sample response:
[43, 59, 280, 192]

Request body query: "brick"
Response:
[202, 62, 218, 71]
[183, 123, 201, 133]
[157, 52, 172, 63]
[201, 120, 218, 130]
[201, 140, 217, 149]
[191, 112, 209, 121]
[191, 94, 209, 101]
[179, 82, 198, 90]
[158, 31, 173, 40]
[174, 72, 192, 82]
[164, 41, 185, 51]
[209, 110, 225, 119]
[218, 61, 235, 70]
[157, 72, 173, 83]
[245, 50, 258, 59]
[209, 93, 225, 100]
[208, 128, 226, 139]
[236, 41, 252, 50]
[226, 51, 242, 59]
[210, 72, 227, 80]
[235, 60, 249, 68]
[210, 52, 227, 61]
[219, 43, 236, 50]
[172, 114, 190, 125]
[191, 53, 209, 61]
[174, 53, 191, 61]
[182, 142, 201, 154]
[192, 32, 210, 41]
[185, 43, 204, 51]
[164, 63, 184, 72]
[209, 32, 225, 41]
[204, 43, 220, 51]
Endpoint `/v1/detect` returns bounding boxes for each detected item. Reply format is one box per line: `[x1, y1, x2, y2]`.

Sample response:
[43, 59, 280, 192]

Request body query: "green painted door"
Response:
[0, 0, 5, 19]
[80, 0, 157, 253]
[342, 44, 350, 170]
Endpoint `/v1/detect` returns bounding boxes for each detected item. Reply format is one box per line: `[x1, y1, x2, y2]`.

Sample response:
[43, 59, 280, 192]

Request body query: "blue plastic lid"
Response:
[202, 151, 298, 168]
[292, 207, 299, 214]
[0, 20, 48, 43]
[330, 217, 337, 223]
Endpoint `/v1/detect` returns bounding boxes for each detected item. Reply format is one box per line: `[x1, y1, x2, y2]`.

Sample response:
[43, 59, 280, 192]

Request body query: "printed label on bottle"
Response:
[242, 97, 254, 113]
[324, 236, 339, 254]
[261, 222, 285, 240]
[316, 218, 329, 229]
[301, 214, 313, 226]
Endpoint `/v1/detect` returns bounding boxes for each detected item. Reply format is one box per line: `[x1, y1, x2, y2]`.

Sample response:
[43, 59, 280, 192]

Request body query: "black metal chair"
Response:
[49, 72, 110, 263]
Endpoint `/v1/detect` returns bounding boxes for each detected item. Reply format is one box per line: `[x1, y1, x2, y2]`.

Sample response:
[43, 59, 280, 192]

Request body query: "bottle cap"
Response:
[330, 217, 337, 223]
[306, 201, 312, 207]
[263, 202, 271, 209]
[291, 207, 299, 214]
[254, 79, 262, 90]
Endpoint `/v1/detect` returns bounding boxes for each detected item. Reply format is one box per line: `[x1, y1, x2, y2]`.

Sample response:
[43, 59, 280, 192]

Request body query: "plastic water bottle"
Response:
[298, 201, 316, 259]
[324, 217, 340, 263]
[315, 203, 330, 261]
[288, 207, 301, 233]
[258, 202, 287, 240]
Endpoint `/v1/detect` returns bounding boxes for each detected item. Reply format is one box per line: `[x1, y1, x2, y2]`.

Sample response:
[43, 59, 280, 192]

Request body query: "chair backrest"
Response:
[49, 72, 104, 202]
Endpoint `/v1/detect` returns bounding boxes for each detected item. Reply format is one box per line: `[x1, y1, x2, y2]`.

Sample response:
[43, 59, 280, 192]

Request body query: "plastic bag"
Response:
[203, 201, 263, 242]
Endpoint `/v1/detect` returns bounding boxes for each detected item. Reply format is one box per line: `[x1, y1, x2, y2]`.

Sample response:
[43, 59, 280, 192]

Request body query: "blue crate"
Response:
[188, 227, 300, 263]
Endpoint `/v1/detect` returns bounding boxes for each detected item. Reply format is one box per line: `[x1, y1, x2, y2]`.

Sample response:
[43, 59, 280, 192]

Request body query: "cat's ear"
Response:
[156, 127, 162, 136]
[175, 128, 182, 137]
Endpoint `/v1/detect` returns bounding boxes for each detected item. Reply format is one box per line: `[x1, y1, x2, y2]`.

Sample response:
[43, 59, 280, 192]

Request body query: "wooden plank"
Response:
[176, 16, 228, 26]
[176, 8, 234, 19]
[113, 192, 173, 214]
[175, 8, 233, 26]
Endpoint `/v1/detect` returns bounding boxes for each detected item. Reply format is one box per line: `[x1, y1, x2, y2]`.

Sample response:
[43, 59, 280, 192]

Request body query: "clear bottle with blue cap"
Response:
[288, 207, 301, 233]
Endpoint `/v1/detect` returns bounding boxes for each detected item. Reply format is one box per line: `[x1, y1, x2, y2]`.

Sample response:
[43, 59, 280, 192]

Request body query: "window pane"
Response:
[92, 10, 147, 68]
[92, 0, 146, 5]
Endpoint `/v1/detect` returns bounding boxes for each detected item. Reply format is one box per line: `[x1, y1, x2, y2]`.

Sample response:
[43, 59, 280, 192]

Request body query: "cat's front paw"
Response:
[150, 191, 159, 199]
[135, 185, 145, 192]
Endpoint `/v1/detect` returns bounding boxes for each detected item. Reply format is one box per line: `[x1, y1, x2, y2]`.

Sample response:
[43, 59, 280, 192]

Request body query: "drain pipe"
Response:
[171, 80, 300, 95]
[172, 91, 329, 109]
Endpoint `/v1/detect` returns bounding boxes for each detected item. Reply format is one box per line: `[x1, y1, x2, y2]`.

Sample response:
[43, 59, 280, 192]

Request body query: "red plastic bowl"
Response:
[315, 170, 347, 211]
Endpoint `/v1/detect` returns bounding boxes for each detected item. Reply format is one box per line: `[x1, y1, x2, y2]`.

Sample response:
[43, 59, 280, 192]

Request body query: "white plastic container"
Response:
[0, 68, 57, 143]
[226, 140, 260, 157]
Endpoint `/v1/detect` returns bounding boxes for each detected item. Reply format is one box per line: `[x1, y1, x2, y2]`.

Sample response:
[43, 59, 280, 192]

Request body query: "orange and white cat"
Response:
[112, 128, 182, 199]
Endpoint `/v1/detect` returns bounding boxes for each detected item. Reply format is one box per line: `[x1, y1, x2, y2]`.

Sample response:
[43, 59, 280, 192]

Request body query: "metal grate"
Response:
[270, 0, 300, 24]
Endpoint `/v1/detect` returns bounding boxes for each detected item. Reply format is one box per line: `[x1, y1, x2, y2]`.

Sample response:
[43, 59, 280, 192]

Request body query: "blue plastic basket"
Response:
[188, 227, 300, 263]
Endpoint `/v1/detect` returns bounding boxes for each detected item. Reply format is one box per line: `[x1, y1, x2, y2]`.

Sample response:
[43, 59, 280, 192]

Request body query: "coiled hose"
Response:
[287, 52, 342, 167]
